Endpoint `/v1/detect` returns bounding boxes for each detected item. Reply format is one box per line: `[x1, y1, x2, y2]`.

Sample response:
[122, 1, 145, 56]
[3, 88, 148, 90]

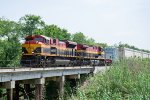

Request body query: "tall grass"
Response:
[67, 59, 150, 100]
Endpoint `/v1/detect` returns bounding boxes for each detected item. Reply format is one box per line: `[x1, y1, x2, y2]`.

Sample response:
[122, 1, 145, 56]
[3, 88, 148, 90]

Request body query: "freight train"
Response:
[21, 35, 112, 67]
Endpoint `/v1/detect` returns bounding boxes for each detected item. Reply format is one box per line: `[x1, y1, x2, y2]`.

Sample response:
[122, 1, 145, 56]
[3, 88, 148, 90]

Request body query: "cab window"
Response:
[34, 37, 43, 42]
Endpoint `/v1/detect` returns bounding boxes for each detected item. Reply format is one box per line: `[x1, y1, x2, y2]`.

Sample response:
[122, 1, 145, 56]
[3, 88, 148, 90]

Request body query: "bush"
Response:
[68, 59, 150, 100]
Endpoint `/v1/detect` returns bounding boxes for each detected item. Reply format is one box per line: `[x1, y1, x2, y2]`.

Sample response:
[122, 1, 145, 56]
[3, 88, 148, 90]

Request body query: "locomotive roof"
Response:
[40, 35, 50, 40]
[59, 41, 66, 43]
[26, 35, 50, 40]
[83, 44, 89, 48]
[61, 40, 77, 45]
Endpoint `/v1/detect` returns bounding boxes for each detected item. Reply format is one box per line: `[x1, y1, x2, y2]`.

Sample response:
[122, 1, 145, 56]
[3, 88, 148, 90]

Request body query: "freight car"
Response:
[103, 47, 119, 61]
[21, 35, 107, 67]
[104, 47, 150, 62]
[118, 47, 150, 59]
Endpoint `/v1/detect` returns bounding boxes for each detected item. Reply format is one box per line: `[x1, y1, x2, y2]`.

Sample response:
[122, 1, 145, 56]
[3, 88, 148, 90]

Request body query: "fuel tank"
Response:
[52, 58, 70, 66]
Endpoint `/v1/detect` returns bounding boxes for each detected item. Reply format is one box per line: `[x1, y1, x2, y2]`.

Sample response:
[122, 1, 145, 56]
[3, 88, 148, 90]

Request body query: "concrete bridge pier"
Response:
[35, 78, 45, 100]
[19, 78, 45, 100]
[57, 75, 65, 99]
[2, 81, 15, 100]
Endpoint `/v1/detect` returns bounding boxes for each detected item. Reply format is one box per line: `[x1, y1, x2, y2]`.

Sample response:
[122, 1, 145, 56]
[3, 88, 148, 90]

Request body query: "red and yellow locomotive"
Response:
[21, 35, 106, 67]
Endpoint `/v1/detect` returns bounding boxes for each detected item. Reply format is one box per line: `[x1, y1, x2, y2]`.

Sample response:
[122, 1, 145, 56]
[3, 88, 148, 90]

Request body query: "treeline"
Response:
[0, 14, 107, 67]
[119, 43, 150, 53]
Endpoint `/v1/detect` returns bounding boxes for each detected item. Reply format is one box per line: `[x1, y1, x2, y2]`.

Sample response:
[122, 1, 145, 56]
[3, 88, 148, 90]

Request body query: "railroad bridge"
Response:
[0, 66, 104, 100]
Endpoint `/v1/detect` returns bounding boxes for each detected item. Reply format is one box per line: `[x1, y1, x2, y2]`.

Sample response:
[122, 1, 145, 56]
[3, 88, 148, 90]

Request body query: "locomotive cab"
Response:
[21, 35, 51, 67]
[22, 35, 50, 54]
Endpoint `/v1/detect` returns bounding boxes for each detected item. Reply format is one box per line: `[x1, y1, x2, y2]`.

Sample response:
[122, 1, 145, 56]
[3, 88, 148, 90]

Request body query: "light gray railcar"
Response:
[104, 47, 150, 62]
[118, 47, 150, 59]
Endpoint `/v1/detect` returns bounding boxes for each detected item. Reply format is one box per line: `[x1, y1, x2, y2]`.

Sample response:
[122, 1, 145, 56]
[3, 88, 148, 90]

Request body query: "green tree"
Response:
[43, 25, 70, 40]
[72, 32, 86, 44]
[0, 18, 21, 67]
[19, 14, 45, 36]
[95, 43, 108, 48]
[0, 18, 21, 39]
[86, 37, 95, 45]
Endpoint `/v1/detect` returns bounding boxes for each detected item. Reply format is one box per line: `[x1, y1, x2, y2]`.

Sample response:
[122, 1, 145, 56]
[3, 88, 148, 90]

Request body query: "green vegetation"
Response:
[66, 59, 150, 100]
[0, 18, 21, 67]
[19, 14, 45, 36]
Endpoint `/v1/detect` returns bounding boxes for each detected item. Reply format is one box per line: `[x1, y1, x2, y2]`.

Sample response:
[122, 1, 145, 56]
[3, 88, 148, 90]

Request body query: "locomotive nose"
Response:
[26, 47, 34, 54]
[22, 45, 35, 54]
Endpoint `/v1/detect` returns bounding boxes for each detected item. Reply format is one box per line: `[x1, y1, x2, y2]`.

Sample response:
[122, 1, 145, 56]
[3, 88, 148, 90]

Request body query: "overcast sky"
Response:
[0, 0, 150, 50]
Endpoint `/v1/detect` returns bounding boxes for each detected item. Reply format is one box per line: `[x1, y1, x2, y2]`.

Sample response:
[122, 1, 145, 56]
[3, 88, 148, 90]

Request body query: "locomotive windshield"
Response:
[25, 37, 43, 42]
[34, 37, 43, 42]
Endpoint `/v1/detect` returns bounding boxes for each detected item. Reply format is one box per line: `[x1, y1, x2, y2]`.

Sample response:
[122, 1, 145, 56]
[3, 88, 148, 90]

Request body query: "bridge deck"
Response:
[0, 66, 94, 82]
[0, 66, 92, 73]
